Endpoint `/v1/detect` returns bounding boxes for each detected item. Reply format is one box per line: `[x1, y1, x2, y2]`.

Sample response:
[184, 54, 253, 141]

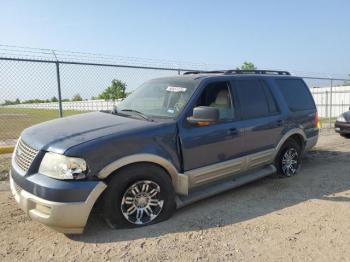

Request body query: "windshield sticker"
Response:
[166, 86, 187, 92]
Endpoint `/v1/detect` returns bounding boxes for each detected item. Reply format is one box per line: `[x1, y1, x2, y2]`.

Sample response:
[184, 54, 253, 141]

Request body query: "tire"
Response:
[102, 163, 176, 229]
[275, 139, 302, 178]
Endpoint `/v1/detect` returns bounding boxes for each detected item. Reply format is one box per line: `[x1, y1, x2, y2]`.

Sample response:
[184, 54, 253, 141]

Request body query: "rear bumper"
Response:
[305, 135, 318, 151]
[10, 172, 106, 234]
[335, 121, 350, 134]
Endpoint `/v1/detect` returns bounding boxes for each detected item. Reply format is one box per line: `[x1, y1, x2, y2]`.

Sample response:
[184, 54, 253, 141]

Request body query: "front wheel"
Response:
[275, 139, 302, 177]
[102, 164, 176, 229]
[121, 180, 164, 225]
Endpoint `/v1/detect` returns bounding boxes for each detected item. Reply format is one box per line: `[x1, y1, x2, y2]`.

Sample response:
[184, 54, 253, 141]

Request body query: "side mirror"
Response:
[187, 106, 219, 126]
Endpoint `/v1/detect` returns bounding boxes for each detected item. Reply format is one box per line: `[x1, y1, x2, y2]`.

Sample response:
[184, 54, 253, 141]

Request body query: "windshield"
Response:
[117, 78, 197, 118]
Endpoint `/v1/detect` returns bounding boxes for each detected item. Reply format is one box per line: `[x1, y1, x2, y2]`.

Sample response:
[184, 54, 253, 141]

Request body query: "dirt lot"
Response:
[0, 133, 350, 261]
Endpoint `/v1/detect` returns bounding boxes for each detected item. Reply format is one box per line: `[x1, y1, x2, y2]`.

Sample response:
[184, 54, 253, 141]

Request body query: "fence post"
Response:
[329, 79, 333, 128]
[55, 62, 63, 117]
[325, 91, 329, 120]
[52, 50, 63, 117]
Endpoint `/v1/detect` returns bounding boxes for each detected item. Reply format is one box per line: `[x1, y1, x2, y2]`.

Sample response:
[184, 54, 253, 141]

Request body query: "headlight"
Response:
[39, 152, 87, 180]
[337, 115, 346, 122]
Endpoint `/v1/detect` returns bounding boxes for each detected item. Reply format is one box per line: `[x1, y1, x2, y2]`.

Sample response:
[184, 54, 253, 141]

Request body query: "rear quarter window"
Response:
[275, 79, 315, 111]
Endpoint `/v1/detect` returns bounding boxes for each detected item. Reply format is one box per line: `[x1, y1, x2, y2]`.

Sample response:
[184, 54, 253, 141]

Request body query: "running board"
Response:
[175, 164, 276, 208]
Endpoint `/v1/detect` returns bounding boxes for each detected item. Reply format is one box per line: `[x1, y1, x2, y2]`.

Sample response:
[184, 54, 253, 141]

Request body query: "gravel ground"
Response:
[0, 154, 11, 181]
[0, 133, 350, 261]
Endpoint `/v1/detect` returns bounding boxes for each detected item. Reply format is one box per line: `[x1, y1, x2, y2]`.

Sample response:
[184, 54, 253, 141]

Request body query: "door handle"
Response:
[227, 128, 239, 136]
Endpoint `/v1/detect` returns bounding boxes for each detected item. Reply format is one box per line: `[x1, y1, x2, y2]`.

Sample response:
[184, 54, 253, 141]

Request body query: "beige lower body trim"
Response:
[10, 175, 106, 234]
[186, 149, 275, 189]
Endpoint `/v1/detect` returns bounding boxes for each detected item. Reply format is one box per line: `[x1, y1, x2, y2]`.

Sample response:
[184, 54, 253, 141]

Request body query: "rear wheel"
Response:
[103, 164, 176, 228]
[275, 139, 302, 177]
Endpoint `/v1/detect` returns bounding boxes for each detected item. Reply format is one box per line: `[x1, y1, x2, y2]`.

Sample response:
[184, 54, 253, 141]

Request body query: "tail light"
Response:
[314, 112, 320, 129]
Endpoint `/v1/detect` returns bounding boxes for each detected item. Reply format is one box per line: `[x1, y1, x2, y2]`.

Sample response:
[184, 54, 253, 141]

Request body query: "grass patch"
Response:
[0, 107, 86, 141]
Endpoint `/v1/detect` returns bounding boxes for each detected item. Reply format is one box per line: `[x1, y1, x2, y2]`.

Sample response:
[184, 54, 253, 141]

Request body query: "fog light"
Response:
[35, 203, 51, 215]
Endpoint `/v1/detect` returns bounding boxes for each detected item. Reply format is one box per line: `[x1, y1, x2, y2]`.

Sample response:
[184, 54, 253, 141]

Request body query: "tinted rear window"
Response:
[235, 80, 270, 119]
[275, 79, 315, 111]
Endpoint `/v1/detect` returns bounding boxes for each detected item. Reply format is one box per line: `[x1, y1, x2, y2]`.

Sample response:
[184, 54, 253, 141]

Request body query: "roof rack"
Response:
[183, 69, 291, 76]
[183, 70, 226, 75]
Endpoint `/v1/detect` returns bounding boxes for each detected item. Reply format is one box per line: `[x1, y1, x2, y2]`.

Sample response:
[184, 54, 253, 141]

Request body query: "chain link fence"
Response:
[0, 45, 349, 146]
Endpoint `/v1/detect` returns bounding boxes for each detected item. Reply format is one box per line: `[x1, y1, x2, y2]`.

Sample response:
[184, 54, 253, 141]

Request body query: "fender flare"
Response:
[274, 128, 307, 158]
[97, 154, 188, 195]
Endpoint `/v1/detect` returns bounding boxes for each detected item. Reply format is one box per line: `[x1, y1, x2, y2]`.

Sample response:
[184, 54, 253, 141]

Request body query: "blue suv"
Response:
[10, 70, 319, 234]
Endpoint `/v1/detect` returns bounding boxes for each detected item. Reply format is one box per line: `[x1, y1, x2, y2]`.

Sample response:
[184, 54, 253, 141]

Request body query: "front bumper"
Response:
[335, 121, 350, 134]
[10, 172, 106, 234]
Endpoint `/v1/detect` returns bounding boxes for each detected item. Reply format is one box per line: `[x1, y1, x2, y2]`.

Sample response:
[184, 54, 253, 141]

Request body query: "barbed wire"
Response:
[0, 44, 227, 70]
[0, 44, 348, 79]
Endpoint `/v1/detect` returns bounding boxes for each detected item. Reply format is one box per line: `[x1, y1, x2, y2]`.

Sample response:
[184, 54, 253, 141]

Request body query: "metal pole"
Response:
[52, 50, 63, 117]
[177, 69, 181, 75]
[329, 79, 333, 128]
[55, 62, 63, 117]
[325, 91, 329, 120]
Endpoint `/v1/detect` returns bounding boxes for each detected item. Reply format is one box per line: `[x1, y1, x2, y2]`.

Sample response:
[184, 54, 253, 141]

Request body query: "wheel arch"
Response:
[275, 129, 306, 157]
[288, 133, 305, 150]
[97, 154, 188, 195]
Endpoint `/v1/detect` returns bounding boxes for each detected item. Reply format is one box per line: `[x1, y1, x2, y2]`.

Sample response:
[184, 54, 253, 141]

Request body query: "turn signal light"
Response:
[314, 112, 321, 129]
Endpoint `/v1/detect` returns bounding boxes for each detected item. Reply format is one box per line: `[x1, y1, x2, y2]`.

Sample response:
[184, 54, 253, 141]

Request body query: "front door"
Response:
[179, 80, 246, 175]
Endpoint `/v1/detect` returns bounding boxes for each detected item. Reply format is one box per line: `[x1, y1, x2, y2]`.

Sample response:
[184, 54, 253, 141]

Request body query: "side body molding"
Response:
[98, 154, 189, 195]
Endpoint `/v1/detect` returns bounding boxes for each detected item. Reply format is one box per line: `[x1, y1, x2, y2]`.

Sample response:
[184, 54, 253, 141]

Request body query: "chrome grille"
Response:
[14, 139, 39, 172]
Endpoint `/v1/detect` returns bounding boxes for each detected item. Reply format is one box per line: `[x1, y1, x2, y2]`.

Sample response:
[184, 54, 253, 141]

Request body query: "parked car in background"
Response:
[9, 70, 319, 234]
[335, 108, 350, 137]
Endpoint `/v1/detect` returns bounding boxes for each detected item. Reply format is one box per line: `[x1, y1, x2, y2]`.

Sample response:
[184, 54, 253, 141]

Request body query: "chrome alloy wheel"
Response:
[121, 180, 164, 225]
[282, 148, 299, 176]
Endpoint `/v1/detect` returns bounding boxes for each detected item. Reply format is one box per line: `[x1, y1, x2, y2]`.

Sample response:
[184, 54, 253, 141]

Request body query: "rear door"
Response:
[232, 78, 284, 157]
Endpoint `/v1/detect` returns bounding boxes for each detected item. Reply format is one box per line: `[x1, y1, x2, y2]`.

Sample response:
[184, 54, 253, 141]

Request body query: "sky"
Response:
[0, 0, 349, 102]
[1, 0, 349, 77]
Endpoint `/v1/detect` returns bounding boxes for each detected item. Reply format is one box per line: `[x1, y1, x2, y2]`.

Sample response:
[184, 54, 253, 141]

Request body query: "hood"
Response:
[21, 112, 159, 153]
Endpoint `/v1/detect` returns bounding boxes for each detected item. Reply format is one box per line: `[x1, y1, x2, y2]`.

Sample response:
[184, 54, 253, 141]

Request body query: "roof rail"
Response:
[183, 69, 291, 76]
[183, 70, 225, 75]
[223, 70, 290, 75]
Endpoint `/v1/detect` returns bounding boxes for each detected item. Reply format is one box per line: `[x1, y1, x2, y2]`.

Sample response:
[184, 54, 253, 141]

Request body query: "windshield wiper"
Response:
[120, 109, 154, 122]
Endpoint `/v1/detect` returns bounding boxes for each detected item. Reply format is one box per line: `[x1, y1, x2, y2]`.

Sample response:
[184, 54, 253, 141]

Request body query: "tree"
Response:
[99, 79, 127, 100]
[237, 62, 257, 70]
[51, 96, 58, 102]
[3, 99, 20, 105]
[72, 94, 83, 101]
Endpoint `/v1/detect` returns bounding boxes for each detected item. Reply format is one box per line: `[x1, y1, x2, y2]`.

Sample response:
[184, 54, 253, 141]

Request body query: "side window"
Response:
[234, 79, 271, 119]
[261, 80, 279, 114]
[275, 79, 315, 111]
[194, 81, 235, 121]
